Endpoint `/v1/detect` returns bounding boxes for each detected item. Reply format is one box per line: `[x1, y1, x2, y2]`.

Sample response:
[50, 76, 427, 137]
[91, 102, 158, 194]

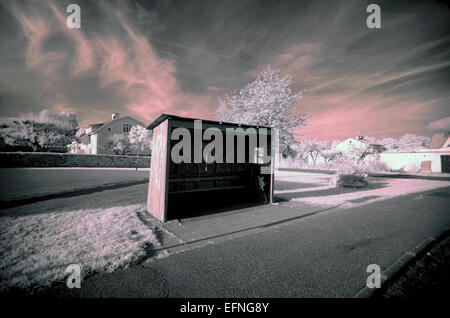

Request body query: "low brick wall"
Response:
[0, 152, 151, 168]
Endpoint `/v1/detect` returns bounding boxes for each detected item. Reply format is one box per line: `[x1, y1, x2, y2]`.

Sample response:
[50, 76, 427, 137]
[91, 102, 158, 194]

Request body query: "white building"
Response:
[69, 113, 150, 155]
[380, 132, 450, 173]
[334, 136, 384, 153]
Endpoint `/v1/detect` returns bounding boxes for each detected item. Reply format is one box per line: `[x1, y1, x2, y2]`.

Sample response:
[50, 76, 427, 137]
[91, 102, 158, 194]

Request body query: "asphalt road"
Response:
[61, 186, 450, 298]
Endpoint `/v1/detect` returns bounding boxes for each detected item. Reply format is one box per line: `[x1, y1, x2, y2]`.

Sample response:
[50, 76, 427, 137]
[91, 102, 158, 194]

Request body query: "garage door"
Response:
[441, 155, 450, 173]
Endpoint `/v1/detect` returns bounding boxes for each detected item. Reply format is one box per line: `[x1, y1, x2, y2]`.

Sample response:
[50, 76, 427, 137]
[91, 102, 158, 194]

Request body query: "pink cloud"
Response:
[270, 43, 441, 141]
[11, 1, 214, 125]
[48, 2, 95, 75]
[17, 13, 66, 80]
[16, 2, 94, 78]
[97, 19, 215, 122]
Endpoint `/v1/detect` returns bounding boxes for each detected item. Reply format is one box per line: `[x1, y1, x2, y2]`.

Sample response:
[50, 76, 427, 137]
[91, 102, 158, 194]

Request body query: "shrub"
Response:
[330, 157, 369, 188]
[329, 173, 369, 188]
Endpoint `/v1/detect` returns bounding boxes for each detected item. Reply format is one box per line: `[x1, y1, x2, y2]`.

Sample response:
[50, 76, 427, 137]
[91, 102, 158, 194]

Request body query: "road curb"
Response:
[353, 225, 450, 298]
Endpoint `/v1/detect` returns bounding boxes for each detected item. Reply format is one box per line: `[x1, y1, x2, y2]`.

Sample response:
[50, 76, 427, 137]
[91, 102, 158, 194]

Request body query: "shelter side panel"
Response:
[147, 119, 169, 221]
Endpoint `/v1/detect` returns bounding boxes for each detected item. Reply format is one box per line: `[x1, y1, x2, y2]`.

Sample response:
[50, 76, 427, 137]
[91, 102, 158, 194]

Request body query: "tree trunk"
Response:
[135, 143, 140, 170]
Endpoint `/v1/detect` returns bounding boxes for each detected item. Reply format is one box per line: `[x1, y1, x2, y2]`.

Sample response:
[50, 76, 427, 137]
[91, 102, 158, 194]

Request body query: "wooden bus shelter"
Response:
[146, 114, 274, 222]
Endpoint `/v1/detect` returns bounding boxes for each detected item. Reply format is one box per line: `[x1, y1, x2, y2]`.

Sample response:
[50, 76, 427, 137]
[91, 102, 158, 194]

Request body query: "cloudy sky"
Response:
[0, 0, 449, 141]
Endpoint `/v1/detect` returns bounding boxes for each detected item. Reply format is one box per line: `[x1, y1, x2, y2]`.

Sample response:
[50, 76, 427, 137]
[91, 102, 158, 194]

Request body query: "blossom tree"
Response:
[128, 125, 151, 156]
[75, 127, 86, 139]
[305, 140, 328, 166]
[104, 134, 131, 155]
[321, 149, 342, 164]
[128, 125, 152, 169]
[291, 141, 310, 162]
[216, 66, 310, 156]
[346, 143, 379, 163]
[379, 134, 430, 152]
[379, 137, 398, 151]
[397, 133, 430, 151]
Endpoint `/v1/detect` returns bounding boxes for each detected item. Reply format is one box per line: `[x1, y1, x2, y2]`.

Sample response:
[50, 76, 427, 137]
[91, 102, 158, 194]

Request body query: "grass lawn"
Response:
[0, 203, 161, 294]
[0, 168, 149, 201]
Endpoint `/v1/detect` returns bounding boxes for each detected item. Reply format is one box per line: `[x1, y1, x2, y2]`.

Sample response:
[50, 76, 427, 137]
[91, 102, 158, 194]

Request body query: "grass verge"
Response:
[0, 203, 161, 294]
[379, 235, 450, 298]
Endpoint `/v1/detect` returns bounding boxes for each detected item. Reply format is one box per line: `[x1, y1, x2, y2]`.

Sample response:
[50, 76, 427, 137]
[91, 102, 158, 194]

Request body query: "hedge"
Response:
[0, 152, 151, 168]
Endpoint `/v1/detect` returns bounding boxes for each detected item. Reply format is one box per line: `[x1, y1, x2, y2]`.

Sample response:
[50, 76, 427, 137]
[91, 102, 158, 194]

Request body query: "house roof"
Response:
[358, 139, 383, 146]
[89, 122, 106, 131]
[89, 116, 145, 134]
[429, 132, 450, 149]
[344, 137, 382, 146]
[147, 113, 272, 130]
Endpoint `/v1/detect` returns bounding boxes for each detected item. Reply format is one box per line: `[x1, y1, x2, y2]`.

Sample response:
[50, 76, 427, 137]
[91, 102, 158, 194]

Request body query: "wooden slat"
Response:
[169, 185, 251, 194]
[169, 119, 273, 133]
[169, 175, 243, 183]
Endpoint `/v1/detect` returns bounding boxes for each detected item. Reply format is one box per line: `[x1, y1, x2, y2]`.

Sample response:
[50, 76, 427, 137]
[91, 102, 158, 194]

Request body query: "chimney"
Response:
[112, 113, 120, 120]
[356, 136, 363, 140]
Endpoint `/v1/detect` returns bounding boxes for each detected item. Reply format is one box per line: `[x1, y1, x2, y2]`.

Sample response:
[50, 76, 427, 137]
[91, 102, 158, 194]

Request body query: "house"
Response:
[379, 132, 450, 173]
[334, 136, 384, 153]
[68, 113, 150, 155]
